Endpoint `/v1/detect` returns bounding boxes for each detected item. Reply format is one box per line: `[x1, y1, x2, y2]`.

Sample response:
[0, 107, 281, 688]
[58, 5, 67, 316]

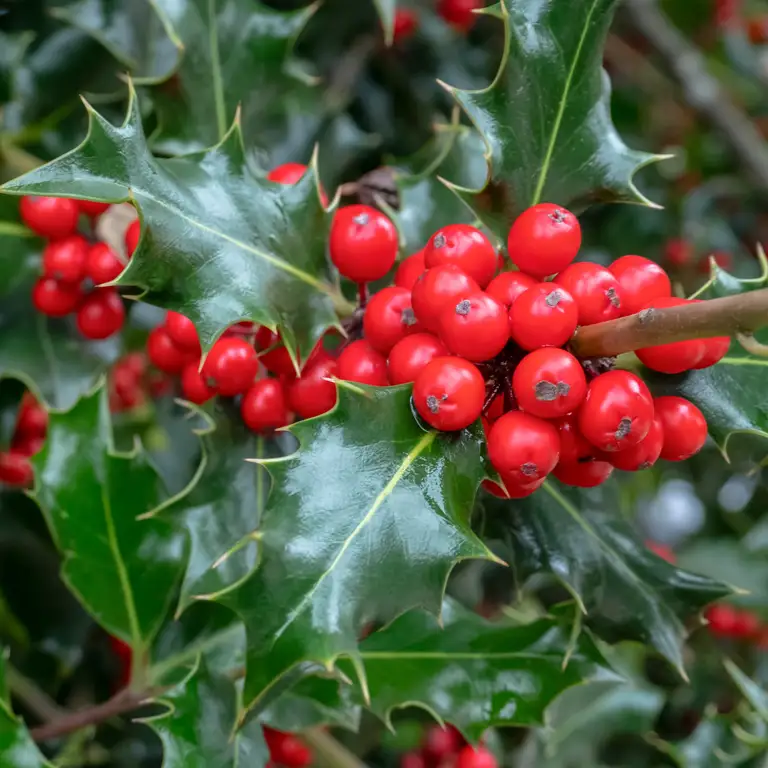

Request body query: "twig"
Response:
[302, 727, 368, 768]
[623, 0, 768, 194]
[6, 665, 69, 723]
[570, 288, 768, 358]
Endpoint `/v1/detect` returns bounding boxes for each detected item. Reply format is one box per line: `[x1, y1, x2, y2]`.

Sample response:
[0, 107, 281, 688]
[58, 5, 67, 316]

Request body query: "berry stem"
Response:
[357, 282, 369, 308]
[569, 288, 768, 358]
[482, 378, 503, 413]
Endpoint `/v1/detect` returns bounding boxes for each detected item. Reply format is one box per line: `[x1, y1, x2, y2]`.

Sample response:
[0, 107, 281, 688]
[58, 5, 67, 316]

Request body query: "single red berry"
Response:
[485, 270, 537, 309]
[635, 298, 705, 373]
[413, 356, 485, 431]
[508, 283, 578, 350]
[363, 286, 419, 354]
[556, 415, 595, 463]
[608, 255, 671, 316]
[393, 8, 419, 42]
[609, 416, 664, 471]
[653, 396, 708, 461]
[646, 541, 676, 564]
[422, 725, 464, 763]
[180, 363, 216, 404]
[241, 379, 290, 432]
[108, 636, 132, 690]
[748, 15, 768, 43]
[78, 199, 110, 217]
[112, 364, 143, 407]
[86, 242, 125, 285]
[424, 224, 497, 288]
[256, 328, 296, 376]
[455, 744, 498, 768]
[484, 392, 505, 423]
[554, 262, 623, 325]
[0, 452, 33, 487]
[147, 326, 195, 375]
[287, 356, 338, 419]
[482, 479, 509, 498]
[553, 458, 613, 488]
[121, 352, 147, 378]
[395, 250, 426, 291]
[692, 336, 730, 369]
[578, 370, 654, 452]
[487, 411, 560, 482]
[32, 277, 83, 317]
[732, 610, 760, 639]
[437, 0, 484, 32]
[165, 311, 200, 352]
[329, 205, 398, 283]
[387, 333, 448, 385]
[706, 604, 740, 636]
[76, 289, 125, 340]
[665, 238, 693, 268]
[124, 219, 140, 257]
[16, 398, 48, 437]
[498, 472, 545, 498]
[202, 337, 259, 396]
[411, 264, 480, 333]
[19, 196, 80, 240]
[400, 751, 426, 768]
[507, 203, 581, 278]
[337, 340, 388, 386]
[438, 291, 509, 362]
[267, 163, 308, 184]
[11, 434, 45, 457]
[42, 235, 89, 284]
[273, 734, 313, 768]
[512, 348, 587, 419]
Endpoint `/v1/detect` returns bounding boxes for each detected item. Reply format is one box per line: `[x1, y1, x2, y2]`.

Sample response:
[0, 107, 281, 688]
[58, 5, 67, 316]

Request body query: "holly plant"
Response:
[2, 0, 768, 767]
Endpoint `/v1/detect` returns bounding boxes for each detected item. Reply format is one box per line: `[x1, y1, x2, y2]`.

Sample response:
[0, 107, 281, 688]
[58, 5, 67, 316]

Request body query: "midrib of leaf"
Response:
[207, 0, 228, 140]
[718, 357, 768, 367]
[360, 651, 559, 660]
[530, 0, 601, 206]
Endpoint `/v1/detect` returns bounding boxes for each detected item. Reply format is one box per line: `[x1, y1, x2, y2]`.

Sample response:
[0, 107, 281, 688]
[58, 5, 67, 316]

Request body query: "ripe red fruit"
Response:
[87, 242, 125, 284]
[256, 328, 296, 376]
[512, 348, 587, 419]
[508, 283, 578, 350]
[608, 255, 671, 316]
[76, 289, 125, 340]
[485, 270, 537, 309]
[578, 370, 654, 452]
[241, 379, 290, 432]
[635, 298, 705, 373]
[363, 286, 419, 354]
[400, 751, 426, 768]
[706, 604, 739, 636]
[413, 356, 485, 431]
[112, 363, 143, 408]
[609, 416, 664, 471]
[287, 356, 338, 419]
[487, 411, 560, 482]
[203, 337, 259, 396]
[11, 434, 45, 457]
[329, 205, 398, 283]
[78, 199, 110, 217]
[393, 8, 419, 41]
[455, 745, 498, 768]
[337, 340, 388, 386]
[422, 724, 463, 763]
[0, 452, 33, 487]
[165, 311, 200, 353]
[556, 415, 595, 463]
[553, 458, 613, 488]
[180, 363, 216, 404]
[16, 398, 48, 437]
[20, 196, 80, 240]
[32, 277, 83, 317]
[124, 219, 140, 257]
[438, 292, 509, 361]
[438, 0, 483, 32]
[267, 163, 308, 184]
[497, 473, 545, 498]
[411, 265, 480, 333]
[646, 541, 676, 564]
[424, 224, 498, 288]
[693, 336, 730, 369]
[507, 203, 581, 278]
[147, 327, 193, 375]
[265, 729, 313, 768]
[554, 262, 623, 325]
[732, 610, 760, 639]
[42, 235, 89, 284]
[665, 238, 693, 268]
[387, 333, 448, 385]
[653, 396, 708, 461]
[395, 250, 426, 291]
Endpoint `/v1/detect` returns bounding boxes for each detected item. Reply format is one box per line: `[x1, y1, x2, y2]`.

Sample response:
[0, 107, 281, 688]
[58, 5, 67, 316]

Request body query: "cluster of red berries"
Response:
[21, 195, 141, 340]
[394, 0, 484, 42]
[0, 391, 48, 488]
[705, 604, 768, 646]
[263, 727, 313, 767]
[401, 724, 496, 768]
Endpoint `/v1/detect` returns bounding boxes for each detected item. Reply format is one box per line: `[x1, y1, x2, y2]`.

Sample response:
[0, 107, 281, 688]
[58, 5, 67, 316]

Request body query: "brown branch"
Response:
[570, 288, 768, 358]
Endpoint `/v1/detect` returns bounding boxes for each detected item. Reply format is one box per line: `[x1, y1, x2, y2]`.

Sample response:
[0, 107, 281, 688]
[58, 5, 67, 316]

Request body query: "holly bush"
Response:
[1, 0, 768, 766]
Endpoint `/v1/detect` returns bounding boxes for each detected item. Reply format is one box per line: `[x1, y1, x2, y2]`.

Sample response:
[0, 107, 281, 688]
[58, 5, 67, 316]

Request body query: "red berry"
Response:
[413, 356, 485, 431]
[363, 286, 419, 354]
[287, 356, 338, 419]
[608, 255, 671, 316]
[578, 370, 654, 452]
[122, 352, 147, 378]
[395, 250, 426, 291]
[455, 745, 498, 768]
[202, 338, 259, 396]
[76, 289, 125, 340]
[387, 333, 448, 385]
[732, 610, 760, 639]
[484, 392, 505, 423]
[78, 199, 110, 217]
[400, 752, 426, 768]
[11, 434, 45, 457]
[485, 270, 537, 309]
[609, 416, 663, 471]
[653, 396, 708, 461]
[512, 348, 587, 419]
[553, 458, 613, 487]
[665, 238, 693, 268]
[112, 364, 143, 407]
[165, 311, 200, 352]
[487, 411, 560, 482]
[267, 730, 313, 768]
[706, 604, 739, 636]
[411, 265, 480, 333]
[20, 196, 80, 240]
[32, 277, 83, 317]
[422, 724, 463, 762]
[498, 473, 545, 498]
[180, 363, 216, 404]
[267, 163, 308, 184]
[0, 452, 33, 487]
[438, 0, 483, 32]
[86, 242, 125, 284]
[693, 336, 730, 369]
[124, 219, 140, 257]
[42, 235, 89, 284]
[393, 8, 419, 41]
[256, 328, 296, 376]
[556, 415, 596, 463]
[438, 292, 509, 362]
[424, 224, 497, 288]
[329, 205, 398, 283]
[147, 327, 195, 375]
[507, 203, 581, 278]
[337, 340, 388, 386]
[241, 379, 290, 432]
[508, 283, 578, 350]
[635, 298, 705, 373]
[646, 541, 676, 564]
[553, 262, 623, 325]
[16, 398, 48, 437]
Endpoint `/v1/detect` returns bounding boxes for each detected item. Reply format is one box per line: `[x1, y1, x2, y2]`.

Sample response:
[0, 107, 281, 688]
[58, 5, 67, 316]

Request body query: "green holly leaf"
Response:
[339, 598, 616, 741]
[485, 480, 731, 675]
[217, 383, 494, 719]
[1, 92, 346, 365]
[446, 0, 663, 230]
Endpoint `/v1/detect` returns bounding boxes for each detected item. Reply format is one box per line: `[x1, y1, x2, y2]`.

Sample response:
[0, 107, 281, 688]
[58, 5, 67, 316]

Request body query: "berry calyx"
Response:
[553, 262, 623, 325]
[20, 196, 80, 240]
[241, 379, 290, 432]
[413, 356, 485, 431]
[609, 416, 664, 471]
[438, 291, 509, 362]
[86, 242, 125, 285]
[608, 255, 671, 315]
[202, 337, 259, 396]
[455, 744, 498, 768]
[337, 340, 388, 386]
[267, 163, 308, 184]
[180, 363, 216, 404]
[165, 311, 201, 352]
[32, 277, 83, 317]
[411, 264, 480, 333]
[635, 298, 705, 373]
[287, 355, 338, 419]
[147, 327, 194, 375]
[363, 286, 419, 354]
[387, 333, 448, 385]
[42, 235, 89, 284]
[485, 270, 537, 309]
[508, 283, 578, 350]
[487, 411, 560, 482]
[76, 289, 125, 340]
[424, 224, 498, 288]
[553, 458, 613, 487]
[395, 250, 426, 291]
[124, 219, 140, 257]
[438, 0, 484, 33]
[653, 396, 708, 461]
[512, 348, 587, 419]
[330, 205, 398, 283]
[507, 203, 581, 278]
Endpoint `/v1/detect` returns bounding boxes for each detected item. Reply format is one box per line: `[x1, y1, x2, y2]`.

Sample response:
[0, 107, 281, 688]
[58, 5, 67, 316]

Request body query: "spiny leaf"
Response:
[216, 383, 493, 719]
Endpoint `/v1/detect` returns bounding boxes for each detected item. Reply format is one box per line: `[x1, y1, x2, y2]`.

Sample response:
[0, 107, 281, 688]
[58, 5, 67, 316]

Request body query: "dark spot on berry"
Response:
[639, 460, 652, 470]
[615, 417, 632, 439]
[353, 212, 370, 227]
[548, 209, 567, 224]
[426, 395, 440, 414]
[521, 462, 537, 477]
[433, 233, 447, 249]
[606, 286, 621, 308]
[455, 299, 471, 316]
[401, 307, 417, 326]
[534, 381, 558, 401]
